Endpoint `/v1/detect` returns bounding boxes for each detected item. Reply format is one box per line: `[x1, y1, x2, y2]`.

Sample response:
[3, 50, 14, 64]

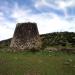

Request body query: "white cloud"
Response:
[10, 3, 75, 34]
[0, 12, 15, 40]
[34, 0, 75, 17]
[34, 0, 75, 8]
[0, 1, 75, 41]
[0, 25, 14, 40]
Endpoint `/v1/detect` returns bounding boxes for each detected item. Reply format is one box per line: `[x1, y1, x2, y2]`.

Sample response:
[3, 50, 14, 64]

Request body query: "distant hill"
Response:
[0, 32, 75, 49]
[0, 38, 11, 48]
[41, 32, 75, 48]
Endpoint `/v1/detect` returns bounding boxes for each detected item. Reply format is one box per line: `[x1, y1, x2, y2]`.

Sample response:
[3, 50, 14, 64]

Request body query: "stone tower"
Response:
[10, 22, 42, 50]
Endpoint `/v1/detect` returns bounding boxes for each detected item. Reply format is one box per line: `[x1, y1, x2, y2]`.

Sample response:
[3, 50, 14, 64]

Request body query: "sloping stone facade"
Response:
[10, 22, 42, 50]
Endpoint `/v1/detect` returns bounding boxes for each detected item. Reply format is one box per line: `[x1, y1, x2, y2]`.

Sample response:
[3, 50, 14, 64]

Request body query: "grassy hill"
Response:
[0, 32, 75, 52]
[0, 48, 75, 75]
[0, 32, 75, 48]
[41, 32, 75, 47]
[0, 38, 11, 48]
[0, 32, 75, 75]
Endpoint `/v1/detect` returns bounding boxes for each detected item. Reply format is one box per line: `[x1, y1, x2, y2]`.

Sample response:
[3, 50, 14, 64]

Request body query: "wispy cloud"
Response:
[34, 0, 75, 17]
[0, 0, 75, 40]
[10, 1, 75, 33]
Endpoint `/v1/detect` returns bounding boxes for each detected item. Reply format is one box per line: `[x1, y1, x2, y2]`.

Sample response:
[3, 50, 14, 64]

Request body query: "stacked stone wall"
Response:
[10, 22, 42, 50]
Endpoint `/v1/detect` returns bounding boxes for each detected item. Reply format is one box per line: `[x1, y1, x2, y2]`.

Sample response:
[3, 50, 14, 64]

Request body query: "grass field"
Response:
[0, 47, 75, 75]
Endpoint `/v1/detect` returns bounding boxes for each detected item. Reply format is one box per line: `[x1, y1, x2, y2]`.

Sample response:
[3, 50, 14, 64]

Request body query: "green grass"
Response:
[0, 48, 75, 75]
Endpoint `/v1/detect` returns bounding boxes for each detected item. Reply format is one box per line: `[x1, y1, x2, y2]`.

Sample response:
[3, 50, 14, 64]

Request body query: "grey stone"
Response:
[10, 22, 42, 51]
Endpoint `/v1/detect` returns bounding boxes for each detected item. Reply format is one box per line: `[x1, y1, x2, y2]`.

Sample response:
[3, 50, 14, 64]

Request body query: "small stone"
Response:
[72, 65, 75, 68]
[49, 55, 51, 56]
[64, 61, 70, 65]
[67, 59, 72, 62]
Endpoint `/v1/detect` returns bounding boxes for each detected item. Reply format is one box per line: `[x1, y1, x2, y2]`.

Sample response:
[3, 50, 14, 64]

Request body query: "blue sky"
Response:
[0, 0, 75, 40]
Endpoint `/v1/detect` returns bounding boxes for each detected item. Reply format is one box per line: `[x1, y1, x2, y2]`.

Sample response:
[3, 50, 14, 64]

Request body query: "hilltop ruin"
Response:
[10, 22, 42, 51]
